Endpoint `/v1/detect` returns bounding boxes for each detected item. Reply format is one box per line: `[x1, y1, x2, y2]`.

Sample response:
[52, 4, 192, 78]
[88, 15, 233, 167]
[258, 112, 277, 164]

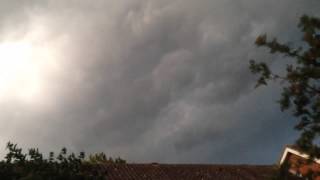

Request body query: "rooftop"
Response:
[100, 163, 276, 180]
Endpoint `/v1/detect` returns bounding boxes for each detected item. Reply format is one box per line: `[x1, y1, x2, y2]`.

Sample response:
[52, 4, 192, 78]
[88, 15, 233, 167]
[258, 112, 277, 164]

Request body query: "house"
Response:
[279, 145, 320, 179]
[100, 163, 275, 180]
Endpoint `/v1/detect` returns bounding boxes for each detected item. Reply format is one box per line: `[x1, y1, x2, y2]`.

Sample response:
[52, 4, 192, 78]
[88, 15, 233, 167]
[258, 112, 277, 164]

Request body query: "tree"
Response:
[87, 152, 126, 164]
[0, 142, 126, 179]
[250, 15, 320, 157]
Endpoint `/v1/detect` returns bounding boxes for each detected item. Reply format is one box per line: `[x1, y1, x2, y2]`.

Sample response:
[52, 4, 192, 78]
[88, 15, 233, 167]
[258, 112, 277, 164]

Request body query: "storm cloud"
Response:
[0, 0, 319, 164]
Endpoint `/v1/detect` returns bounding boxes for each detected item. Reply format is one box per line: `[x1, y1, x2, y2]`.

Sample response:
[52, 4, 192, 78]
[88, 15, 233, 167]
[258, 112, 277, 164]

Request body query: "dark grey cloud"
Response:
[0, 0, 318, 163]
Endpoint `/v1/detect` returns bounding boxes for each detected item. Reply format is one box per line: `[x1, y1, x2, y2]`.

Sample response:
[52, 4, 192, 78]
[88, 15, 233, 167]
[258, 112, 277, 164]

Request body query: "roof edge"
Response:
[279, 146, 320, 165]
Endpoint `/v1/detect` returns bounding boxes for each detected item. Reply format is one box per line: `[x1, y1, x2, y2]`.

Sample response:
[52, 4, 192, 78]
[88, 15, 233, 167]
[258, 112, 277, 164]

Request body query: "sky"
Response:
[0, 0, 319, 164]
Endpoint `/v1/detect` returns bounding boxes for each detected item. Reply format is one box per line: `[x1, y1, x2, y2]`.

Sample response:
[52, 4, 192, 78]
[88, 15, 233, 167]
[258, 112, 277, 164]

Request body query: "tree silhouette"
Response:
[250, 15, 320, 157]
[0, 142, 125, 179]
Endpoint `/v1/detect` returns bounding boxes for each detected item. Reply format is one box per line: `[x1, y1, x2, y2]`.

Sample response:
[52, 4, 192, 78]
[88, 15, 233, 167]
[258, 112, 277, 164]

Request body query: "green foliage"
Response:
[87, 153, 126, 164]
[250, 15, 320, 157]
[0, 142, 125, 180]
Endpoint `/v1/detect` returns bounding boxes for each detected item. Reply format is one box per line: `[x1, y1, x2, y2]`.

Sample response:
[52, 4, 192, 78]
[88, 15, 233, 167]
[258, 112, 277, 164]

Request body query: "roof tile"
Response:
[100, 164, 276, 180]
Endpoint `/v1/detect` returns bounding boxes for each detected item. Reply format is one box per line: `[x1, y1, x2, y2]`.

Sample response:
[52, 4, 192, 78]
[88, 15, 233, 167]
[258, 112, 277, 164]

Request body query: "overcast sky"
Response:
[0, 0, 319, 164]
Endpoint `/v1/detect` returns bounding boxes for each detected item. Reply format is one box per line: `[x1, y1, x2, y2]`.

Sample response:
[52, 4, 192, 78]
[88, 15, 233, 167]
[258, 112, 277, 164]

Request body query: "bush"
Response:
[0, 142, 124, 180]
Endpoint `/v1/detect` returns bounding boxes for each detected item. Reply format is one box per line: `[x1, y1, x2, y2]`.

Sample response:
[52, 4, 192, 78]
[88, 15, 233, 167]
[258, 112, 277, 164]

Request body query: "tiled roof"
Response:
[100, 164, 276, 180]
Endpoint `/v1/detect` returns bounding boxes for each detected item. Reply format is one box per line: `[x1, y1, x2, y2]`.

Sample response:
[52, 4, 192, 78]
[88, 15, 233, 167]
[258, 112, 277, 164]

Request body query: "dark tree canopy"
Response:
[250, 15, 320, 157]
[0, 142, 126, 180]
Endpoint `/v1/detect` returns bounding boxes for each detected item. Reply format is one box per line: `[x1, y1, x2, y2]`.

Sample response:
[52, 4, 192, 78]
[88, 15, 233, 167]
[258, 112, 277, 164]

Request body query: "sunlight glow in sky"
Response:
[0, 41, 53, 103]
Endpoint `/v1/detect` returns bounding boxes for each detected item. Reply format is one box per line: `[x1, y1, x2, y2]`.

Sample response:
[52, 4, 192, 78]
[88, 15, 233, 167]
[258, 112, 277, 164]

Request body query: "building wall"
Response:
[286, 152, 320, 179]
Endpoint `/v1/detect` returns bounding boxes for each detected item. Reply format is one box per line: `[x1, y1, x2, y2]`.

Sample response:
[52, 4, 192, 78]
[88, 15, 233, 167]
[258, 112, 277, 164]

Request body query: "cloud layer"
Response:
[0, 0, 319, 164]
